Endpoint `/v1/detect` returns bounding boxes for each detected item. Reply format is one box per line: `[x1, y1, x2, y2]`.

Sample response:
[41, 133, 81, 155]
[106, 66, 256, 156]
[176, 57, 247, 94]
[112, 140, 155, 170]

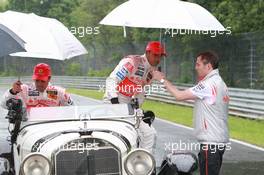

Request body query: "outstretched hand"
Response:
[153, 71, 166, 81]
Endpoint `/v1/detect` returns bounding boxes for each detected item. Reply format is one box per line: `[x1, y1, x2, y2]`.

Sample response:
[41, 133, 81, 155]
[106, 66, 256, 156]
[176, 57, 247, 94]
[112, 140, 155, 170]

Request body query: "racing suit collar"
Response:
[31, 82, 52, 92]
[202, 69, 219, 81]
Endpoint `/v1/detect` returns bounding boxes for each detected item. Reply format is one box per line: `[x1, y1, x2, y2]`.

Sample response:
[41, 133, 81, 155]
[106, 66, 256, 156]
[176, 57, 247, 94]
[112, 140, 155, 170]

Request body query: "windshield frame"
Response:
[21, 104, 136, 126]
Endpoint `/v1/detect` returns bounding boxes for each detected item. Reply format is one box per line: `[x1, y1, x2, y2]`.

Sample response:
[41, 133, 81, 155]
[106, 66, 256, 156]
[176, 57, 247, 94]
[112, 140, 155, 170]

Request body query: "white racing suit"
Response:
[1, 83, 73, 109]
[103, 54, 157, 153]
[0, 83, 74, 163]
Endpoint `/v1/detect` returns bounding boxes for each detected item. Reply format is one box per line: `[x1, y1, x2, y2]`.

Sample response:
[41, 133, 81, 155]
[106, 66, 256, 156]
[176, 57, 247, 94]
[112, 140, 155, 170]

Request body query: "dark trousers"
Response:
[198, 144, 225, 175]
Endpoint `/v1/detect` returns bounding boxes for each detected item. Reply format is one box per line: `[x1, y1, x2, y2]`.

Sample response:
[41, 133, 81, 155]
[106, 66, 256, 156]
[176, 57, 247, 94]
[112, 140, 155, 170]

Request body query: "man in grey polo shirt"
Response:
[153, 51, 229, 175]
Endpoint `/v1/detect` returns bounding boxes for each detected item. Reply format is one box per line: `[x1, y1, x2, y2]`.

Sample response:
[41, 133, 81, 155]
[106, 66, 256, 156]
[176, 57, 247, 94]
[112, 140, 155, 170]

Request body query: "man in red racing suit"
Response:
[1, 63, 73, 109]
[104, 41, 166, 153]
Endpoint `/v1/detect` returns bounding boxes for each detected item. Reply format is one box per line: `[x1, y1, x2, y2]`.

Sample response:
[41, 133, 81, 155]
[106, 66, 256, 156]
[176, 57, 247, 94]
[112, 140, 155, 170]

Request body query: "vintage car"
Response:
[0, 98, 197, 175]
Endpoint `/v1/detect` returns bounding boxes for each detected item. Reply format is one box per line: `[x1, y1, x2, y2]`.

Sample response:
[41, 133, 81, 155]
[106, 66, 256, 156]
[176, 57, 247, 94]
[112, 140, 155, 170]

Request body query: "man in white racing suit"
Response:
[1, 63, 73, 109]
[0, 63, 73, 174]
[0, 63, 73, 172]
[104, 41, 166, 154]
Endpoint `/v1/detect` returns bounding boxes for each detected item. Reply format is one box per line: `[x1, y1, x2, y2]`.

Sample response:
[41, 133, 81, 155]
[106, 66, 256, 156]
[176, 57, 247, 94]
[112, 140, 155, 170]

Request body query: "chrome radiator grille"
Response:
[54, 138, 121, 175]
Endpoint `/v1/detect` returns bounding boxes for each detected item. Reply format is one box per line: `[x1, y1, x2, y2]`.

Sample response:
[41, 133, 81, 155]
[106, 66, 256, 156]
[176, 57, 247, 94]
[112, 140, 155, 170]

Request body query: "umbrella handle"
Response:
[123, 26, 127, 37]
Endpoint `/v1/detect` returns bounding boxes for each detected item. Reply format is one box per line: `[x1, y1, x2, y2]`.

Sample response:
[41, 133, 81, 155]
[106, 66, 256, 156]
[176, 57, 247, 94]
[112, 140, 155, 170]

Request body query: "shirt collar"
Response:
[203, 69, 219, 81]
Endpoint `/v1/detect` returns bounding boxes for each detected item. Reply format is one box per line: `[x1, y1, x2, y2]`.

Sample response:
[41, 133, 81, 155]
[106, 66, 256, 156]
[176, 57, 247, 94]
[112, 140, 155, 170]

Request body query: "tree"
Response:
[65, 62, 81, 76]
[193, 0, 264, 33]
[0, 0, 8, 11]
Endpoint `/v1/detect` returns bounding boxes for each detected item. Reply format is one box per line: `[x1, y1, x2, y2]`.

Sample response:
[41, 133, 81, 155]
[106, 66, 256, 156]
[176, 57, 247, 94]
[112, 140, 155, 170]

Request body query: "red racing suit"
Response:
[1, 83, 73, 109]
[104, 54, 157, 154]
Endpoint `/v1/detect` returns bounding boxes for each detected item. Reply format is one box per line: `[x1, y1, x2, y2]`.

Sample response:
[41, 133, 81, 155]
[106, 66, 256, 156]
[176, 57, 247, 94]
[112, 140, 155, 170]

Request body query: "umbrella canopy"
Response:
[0, 24, 26, 57]
[100, 0, 225, 31]
[0, 11, 88, 60]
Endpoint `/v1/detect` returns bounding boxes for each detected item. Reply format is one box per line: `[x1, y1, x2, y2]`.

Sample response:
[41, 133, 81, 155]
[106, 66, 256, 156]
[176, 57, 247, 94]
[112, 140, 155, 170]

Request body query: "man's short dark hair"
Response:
[197, 51, 219, 69]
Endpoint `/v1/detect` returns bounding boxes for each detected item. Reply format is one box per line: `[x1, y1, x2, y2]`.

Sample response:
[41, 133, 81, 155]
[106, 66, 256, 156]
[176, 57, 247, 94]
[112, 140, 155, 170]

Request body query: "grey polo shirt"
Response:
[189, 69, 229, 144]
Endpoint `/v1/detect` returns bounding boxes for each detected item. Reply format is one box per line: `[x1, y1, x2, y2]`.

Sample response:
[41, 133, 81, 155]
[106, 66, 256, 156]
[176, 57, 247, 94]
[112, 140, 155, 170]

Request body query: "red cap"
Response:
[146, 41, 167, 56]
[32, 63, 51, 81]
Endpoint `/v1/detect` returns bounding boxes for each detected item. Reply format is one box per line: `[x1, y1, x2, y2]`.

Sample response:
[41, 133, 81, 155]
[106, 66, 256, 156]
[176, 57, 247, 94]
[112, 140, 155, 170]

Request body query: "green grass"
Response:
[67, 88, 264, 148]
[68, 88, 104, 100]
[142, 100, 194, 127]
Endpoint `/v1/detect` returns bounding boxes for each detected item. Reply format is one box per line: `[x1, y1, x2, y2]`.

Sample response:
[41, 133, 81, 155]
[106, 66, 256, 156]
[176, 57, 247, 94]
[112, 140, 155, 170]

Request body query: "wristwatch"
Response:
[160, 79, 165, 83]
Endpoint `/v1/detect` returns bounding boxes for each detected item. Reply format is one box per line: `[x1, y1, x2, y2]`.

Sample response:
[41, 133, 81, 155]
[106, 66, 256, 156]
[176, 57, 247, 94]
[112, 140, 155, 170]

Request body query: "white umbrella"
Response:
[100, 0, 225, 74]
[0, 24, 26, 57]
[100, 0, 225, 31]
[0, 11, 88, 60]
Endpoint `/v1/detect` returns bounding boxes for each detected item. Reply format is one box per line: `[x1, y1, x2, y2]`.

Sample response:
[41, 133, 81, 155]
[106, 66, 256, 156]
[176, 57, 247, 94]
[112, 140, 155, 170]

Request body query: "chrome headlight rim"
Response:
[21, 153, 51, 175]
[124, 149, 155, 175]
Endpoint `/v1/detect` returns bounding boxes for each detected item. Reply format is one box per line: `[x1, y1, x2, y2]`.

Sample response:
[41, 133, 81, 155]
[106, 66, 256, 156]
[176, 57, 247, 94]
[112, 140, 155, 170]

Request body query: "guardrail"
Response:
[0, 76, 263, 120]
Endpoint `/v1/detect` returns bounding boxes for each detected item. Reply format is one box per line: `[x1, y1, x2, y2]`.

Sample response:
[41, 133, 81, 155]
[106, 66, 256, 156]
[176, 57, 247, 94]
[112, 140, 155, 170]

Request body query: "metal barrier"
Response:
[0, 76, 263, 120]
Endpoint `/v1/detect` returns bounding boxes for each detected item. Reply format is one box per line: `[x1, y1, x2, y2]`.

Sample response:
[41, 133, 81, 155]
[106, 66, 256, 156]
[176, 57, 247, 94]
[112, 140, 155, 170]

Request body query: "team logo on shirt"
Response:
[116, 67, 129, 81]
[64, 93, 73, 105]
[47, 90, 58, 100]
[135, 65, 145, 77]
[28, 90, 40, 96]
[193, 83, 205, 92]
[124, 62, 134, 73]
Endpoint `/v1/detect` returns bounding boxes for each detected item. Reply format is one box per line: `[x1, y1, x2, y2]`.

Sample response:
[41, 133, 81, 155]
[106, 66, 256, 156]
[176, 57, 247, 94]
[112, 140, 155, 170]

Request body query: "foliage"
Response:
[87, 67, 112, 77]
[0, 0, 8, 11]
[178, 61, 193, 83]
[2, 0, 264, 88]
[193, 0, 264, 33]
[65, 62, 81, 76]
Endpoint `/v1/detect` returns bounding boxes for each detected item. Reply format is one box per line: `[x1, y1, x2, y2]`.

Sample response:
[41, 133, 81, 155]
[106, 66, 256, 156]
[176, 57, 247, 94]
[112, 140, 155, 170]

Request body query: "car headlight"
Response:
[21, 153, 51, 175]
[124, 149, 155, 175]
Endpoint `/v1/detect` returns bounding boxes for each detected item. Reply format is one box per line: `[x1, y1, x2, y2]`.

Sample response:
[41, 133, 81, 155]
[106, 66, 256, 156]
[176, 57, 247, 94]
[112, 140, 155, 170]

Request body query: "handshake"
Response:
[152, 70, 166, 83]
